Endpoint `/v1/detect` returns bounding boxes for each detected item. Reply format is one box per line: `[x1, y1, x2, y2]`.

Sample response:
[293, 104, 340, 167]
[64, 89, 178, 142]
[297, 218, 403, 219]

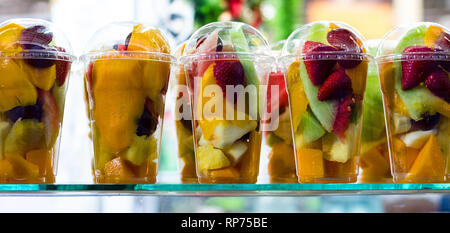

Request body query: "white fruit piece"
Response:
[400, 129, 437, 149]
[210, 121, 257, 149]
[392, 113, 411, 135]
[224, 141, 248, 163]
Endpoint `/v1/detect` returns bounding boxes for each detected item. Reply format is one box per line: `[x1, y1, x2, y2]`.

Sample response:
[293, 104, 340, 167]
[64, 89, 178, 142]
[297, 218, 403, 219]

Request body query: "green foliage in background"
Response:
[191, 0, 225, 28]
[264, 0, 304, 42]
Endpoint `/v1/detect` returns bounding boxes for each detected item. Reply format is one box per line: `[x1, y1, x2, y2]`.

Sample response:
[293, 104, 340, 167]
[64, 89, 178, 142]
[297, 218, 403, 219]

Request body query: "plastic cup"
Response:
[81, 22, 175, 184]
[280, 21, 370, 183]
[377, 23, 450, 183]
[359, 40, 392, 183]
[173, 42, 197, 183]
[180, 22, 273, 184]
[264, 40, 298, 183]
[0, 18, 74, 183]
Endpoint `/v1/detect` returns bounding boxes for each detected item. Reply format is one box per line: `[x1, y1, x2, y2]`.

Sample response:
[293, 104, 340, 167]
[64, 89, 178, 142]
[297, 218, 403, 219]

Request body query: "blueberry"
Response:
[6, 103, 43, 122]
[411, 113, 440, 131]
[136, 108, 158, 136]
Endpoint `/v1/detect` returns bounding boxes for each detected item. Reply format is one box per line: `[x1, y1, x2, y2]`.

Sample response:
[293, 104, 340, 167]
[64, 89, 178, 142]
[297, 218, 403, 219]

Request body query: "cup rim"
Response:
[80, 50, 176, 63]
[0, 49, 76, 62]
[279, 52, 373, 64]
[179, 52, 274, 64]
[376, 51, 450, 63]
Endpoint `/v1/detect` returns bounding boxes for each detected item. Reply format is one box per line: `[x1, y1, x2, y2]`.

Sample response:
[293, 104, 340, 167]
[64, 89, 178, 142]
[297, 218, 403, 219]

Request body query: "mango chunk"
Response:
[104, 157, 135, 181]
[286, 61, 308, 131]
[6, 154, 39, 179]
[0, 160, 14, 179]
[268, 142, 296, 178]
[404, 134, 446, 182]
[26, 149, 52, 176]
[0, 59, 38, 112]
[210, 167, 240, 179]
[360, 145, 391, 182]
[393, 137, 419, 173]
[345, 60, 368, 96]
[197, 144, 230, 173]
[425, 25, 444, 49]
[127, 24, 170, 54]
[17, 60, 56, 91]
[92, 58, 146, 153]
[141, 59, 170, 103]
[296, 147, 324, 179]
[0, 23, 24, 53]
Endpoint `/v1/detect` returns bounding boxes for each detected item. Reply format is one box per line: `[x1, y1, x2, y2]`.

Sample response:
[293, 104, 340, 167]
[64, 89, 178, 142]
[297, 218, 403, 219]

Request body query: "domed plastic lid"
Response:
[281, 21, 369, 62]
[376, 22, 450, 63]
[180, 21, 271, 62]
[81, 21, 175, 62]
[0, 18, 74, 61]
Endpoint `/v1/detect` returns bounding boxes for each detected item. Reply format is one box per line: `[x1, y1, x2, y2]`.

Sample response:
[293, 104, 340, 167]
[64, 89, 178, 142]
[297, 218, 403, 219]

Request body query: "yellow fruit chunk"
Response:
[92, 58, 146, 153]
[141, 59, 170, 103]
[6, 154, 39, 178]
[104, 157, 135, 181]
[393, 93, 411, 117]
[127, 24, 170, 54]
[16, 60, 56, 91]
[238, 131, 262, 181]
[296, 147, 324, 178]
[268, 142, 296, 178]
[0, 160, 14, 178]
[345, 60, 368, 96]
[286, 61, 308, 131]
[0, 23, 24, 53]
[360, 146, 390, 182]
[0, 59, 37, 112]
[210, 167, 240, 179]
[197, 144, 230, 173]
[404, 134, 445, 182]
[393, 137, 419, 173]
[425, 25, 444, 49]
[26, 149, 52, 176]
[328, 23, 339, 32]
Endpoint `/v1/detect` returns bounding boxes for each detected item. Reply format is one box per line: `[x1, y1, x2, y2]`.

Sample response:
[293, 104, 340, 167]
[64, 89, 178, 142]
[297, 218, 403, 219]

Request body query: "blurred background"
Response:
[0, 0, 449, 213]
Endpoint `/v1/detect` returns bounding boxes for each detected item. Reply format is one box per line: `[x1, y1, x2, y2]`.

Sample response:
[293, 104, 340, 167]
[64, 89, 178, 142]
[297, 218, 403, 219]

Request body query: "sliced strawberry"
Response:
[318, 68, 352, 101]
[401, 46, 436, 90]
[327, 28, 363, 69]
[213, 60, 245, 102]
[303, 41, 337, 85]
[85, 62, 94, 97]
[267, 71, 288, 112]
[425, 71, 450, 102]
[38, 89, 61, 147]
[333, 94, 355, 140]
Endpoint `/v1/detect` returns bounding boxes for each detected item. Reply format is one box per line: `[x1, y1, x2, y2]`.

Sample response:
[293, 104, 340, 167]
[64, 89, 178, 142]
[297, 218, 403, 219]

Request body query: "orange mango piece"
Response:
[0, 160, 14, 179]
[404, 134, 446, 182]
[268, 142, 296, 178]
[345, 60, 368, 96]
[296, 148, 324, 178]
[26, 149, 52, 176]
[210, 167, 240, 179]
[360, 146, 391, 182]
[104, 157, 135, 182]
[393, 138, 419, 173]
[425, 25, 444, 49]
[6, 154, 39, 179]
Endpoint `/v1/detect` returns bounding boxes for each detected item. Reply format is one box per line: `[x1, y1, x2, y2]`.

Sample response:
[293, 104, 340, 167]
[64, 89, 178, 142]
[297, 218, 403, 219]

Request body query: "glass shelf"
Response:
[0, 183, 448, 196]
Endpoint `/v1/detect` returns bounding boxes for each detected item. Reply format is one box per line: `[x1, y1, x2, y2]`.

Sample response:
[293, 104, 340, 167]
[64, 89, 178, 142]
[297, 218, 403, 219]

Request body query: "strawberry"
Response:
[196, 31, 221, 77]
[55, 46, 70, 86]
[327, 28, 362, 69]
[317, 68, 352, 101]
[303, 41, 337, 85]
[425, 71, 450, 102]
[213, 60, 245, 102]
[267, 71, 288, 112]
[401, 46, 435, 90]
[38, 89, 61, 147]
[333, 94, 355, 140]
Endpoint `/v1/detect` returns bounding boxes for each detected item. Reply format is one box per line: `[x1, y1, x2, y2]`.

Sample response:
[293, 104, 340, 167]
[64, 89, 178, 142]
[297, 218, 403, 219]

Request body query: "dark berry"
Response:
[6, 103, 43, 123]
[125, 33, 132, 49]
[136, 108, 158, 136]
[411, 113, 440, 131]
[20, 25, 53, 50]
[216, 37, 223, 52]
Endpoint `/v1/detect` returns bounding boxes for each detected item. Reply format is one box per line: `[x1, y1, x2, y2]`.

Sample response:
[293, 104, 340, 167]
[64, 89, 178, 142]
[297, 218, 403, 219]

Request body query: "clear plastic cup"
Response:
[0, 18, 74, 183]
[377, 22, 450, 183]
[359, 40, 392, 183]
[264, 40, 298, 183]
[180, 22, 273, 184]
[280, 21, 370, 183]
[173, 42, 197, 183]
[81, 22, 175, 184]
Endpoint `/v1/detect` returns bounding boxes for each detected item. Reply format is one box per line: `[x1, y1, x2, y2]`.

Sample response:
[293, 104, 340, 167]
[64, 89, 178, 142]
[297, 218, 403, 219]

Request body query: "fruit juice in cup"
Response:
[377, 23, 450, 183]
[180, 22, 273, 184]
[173, 42, 197, 183]
[264, 40, 298, 183]
[280, 21, 370, 183]
[0, 18, 74, 183]
[81, 22, 175, 184]
[359, 40, 392, 183]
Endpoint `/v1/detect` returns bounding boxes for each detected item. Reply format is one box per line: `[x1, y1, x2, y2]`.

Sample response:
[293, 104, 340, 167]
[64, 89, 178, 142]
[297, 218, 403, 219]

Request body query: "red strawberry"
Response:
[55, 47, 70, 86]
[196, 31, 221, 77]
[85, 61, 94, 97]
[317, 68, 352, 101]
[425, 71, 450, 102]
[38, 89, 61, 147]
[267, 71, 288, 112]
[333, 94, 355, 140]
[401, 46, 435, 90]
[303, 41, 337, 85]
[213, 60, 245, 103]
[327, 28, 362, 69]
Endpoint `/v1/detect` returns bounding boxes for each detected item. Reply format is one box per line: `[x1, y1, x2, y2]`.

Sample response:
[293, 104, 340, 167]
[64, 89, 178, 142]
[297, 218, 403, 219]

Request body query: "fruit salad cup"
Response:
[173, 42, 197, 183]
[280, 21, 370, 183]
[81, 22, 175, 184]
[264, 40, 298, 183]
[0, 19, 74, 183]
[180, 22, 273, 184]
[359, 40, 392, 183]
[377, 23, 450, 183]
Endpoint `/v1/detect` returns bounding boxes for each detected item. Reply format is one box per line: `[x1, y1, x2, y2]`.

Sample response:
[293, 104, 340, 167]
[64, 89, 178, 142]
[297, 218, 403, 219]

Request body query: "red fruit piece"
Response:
[213, 61, 245, 102]
[267, 71, 288, 112]
[195, 31, 221, 77]
[55, 46, 70, 86]
[401, 46, 436, 90]
[38, 89, 61, 147]
[327, 28, 363, 69]
[303, 41, 337, 85]
[425, 71, 450, 102]
[318, 68, 353, 101]
[434, 32, 450, 72]
[333, 94, 355, 140]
